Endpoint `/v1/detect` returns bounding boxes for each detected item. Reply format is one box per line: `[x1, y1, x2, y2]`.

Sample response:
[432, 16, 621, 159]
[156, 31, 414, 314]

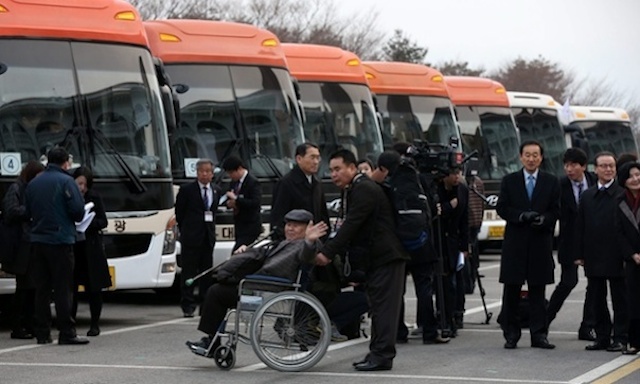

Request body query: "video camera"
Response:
[405, 138, 463, 176]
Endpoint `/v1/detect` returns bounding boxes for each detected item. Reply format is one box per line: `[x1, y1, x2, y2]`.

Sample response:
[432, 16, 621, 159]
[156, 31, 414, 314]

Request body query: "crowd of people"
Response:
[2, 139, 640, 368]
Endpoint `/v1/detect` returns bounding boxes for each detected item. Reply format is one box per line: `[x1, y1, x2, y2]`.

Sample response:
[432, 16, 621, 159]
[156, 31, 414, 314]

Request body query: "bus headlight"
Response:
[162, 219, 177, 255]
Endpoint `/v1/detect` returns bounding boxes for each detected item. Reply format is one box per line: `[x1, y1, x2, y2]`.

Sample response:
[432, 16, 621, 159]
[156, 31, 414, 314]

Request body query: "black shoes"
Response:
[183, 311, 195, 318]
[606, 342, 624, 352]
[531, 338, 556, 349]
[59, 336, 90, 345]
[623, 347, 639, 355]
[423, 335, 450, 344]
[37, 336, 53, 345]
[504, 339, 518, 349]
[585, 341, 610, 351]
[578, 328, 596, 341]
[11, 330, 34, 340]
[87, 326, 100, 337]
[186, 335, 218, 358]
[353, 361, 392, 371]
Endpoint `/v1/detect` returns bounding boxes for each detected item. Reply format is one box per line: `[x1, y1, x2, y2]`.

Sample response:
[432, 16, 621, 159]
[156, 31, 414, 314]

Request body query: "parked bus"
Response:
[144, 20, 305, 265]
[508, 91, 566, 176]
[0, 0, 178, 294]
[445, 76, 520, 244]
[362, 61, 461, 151]
[565, 106, 638, 163]
[281, 43, 384, 189]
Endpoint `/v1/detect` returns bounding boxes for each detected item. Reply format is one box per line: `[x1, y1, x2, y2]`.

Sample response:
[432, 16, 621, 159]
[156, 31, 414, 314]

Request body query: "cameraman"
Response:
[432, 165, 470, 338]
[371, 150, 448, 345]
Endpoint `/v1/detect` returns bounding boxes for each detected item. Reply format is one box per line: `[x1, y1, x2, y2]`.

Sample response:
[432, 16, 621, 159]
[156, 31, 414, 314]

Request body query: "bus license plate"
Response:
[488, 226, 505, 239]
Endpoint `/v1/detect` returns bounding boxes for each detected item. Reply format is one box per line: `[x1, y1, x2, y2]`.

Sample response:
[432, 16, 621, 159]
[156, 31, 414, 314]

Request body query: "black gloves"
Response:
[531, 215, 545, 228]
[519, 211, 540, 223]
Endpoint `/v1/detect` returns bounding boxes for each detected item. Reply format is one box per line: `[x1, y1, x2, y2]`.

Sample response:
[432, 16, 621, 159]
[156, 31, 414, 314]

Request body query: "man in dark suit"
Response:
[496, 140, 560, 349]
[576, 152, 628, 352]
[316, 149, 409, 371]
[221, 156, 262, 252]
[547, 148, 597, 340]
[270, 142, 330, 240]
[175, 158, 218, 318]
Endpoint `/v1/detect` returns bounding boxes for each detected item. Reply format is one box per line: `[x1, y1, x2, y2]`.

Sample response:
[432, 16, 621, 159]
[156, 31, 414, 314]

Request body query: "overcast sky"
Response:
[339, 0, 640, 106]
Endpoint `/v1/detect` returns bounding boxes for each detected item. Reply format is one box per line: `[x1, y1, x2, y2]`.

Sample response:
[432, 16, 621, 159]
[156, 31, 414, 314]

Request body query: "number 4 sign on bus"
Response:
[0, 152, 22, 176]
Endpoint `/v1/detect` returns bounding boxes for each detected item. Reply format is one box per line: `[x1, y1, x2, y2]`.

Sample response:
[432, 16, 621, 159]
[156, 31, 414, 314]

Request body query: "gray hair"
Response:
[196, 158, 214, 169]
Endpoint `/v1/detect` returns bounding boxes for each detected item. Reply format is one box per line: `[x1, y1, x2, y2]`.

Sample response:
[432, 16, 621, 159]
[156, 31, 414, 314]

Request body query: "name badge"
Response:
[204, 211, 214, 222]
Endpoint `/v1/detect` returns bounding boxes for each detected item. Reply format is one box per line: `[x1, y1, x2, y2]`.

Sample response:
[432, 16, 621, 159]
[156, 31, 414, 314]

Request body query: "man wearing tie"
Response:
[175, 158, 218, 318]
[496, 140, 560, 349]
[576, 152, 628, 352]
[221, 155, 262, 252]
[547, 148, 597, 340]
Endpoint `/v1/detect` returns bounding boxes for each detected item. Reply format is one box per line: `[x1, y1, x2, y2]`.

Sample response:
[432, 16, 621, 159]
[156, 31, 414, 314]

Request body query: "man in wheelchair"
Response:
[186, 209, 328, 357]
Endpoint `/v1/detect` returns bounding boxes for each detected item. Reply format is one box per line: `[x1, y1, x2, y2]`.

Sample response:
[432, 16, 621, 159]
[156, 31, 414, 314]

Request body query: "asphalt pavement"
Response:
[0, 252, 638, 384]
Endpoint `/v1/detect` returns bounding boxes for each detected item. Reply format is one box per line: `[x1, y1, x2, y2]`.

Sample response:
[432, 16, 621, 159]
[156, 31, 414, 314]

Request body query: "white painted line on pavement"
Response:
[568, 355, 639, 384]
[0, 361, 202, 371]
[235, 336, 370, 372]
[0, 316, 193, 355]
[464, 300, 502, 315]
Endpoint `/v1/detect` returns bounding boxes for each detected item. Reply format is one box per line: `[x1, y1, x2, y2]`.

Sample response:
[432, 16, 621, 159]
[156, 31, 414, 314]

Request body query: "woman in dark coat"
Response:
[1, 160, 44, 339]
[615, 162, 640, 355]
[71, 166, 111, 336]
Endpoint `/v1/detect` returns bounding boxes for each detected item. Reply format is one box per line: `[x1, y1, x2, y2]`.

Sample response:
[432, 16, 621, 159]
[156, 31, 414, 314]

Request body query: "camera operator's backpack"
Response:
[387, 160, 430, 251]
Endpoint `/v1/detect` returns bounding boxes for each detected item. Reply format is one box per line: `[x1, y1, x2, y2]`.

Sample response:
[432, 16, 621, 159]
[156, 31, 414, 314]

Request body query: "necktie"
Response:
[526, 175, 535, 200]
[202, 186, 209, 209]
[576, 182, 584, 204]
[233, 181, 241, 195]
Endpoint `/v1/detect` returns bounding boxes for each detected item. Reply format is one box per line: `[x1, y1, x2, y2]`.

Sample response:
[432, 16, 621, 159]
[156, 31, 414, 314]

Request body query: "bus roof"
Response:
[143, 19, 288, 68]
[282, 43, 368, 85]
[569, 106, 631, 123]
[362, 61, 449, 97]
[445, 76, 509, 107]
[0, 0, 148, 47]
[507, 91, 561, 109]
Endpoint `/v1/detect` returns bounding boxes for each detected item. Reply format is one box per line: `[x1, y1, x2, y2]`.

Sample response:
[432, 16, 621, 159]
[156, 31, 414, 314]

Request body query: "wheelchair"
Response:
[202, 273, 332, 372]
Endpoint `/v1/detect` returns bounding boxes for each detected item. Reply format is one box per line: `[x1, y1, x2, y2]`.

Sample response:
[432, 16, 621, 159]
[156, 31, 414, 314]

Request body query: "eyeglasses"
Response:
[596, 163, 616, 169]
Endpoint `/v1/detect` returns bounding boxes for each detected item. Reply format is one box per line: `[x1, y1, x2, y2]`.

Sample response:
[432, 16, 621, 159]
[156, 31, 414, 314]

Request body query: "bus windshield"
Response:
[299, 82, 383, 178]
[0, 39, 172, 210]
[570, 120, 637, 161]
[165, 64, 304, 179]
[457, 106, 520, 180]
[376, 95, 459, 148]
[512, 107, 565, 176]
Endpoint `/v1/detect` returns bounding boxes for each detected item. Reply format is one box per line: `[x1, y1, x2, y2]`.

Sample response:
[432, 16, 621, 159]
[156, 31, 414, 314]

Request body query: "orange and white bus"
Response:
[363, 61, 461, 150]
[566, 106, 638, 163]
[508, 91, 566, 176]
[281, 43, 384, 185]
[144, 20, 305, 266]
[0, 0, 178, 294]
[445, 76, 520, 243]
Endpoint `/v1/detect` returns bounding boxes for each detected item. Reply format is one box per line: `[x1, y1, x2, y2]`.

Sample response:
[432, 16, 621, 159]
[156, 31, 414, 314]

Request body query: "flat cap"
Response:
[284, 209, 313, 223]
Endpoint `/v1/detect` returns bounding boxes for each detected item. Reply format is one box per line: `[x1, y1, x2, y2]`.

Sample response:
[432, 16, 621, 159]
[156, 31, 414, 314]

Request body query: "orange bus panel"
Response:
[143, 19, 288, 69]
[282, 43, 368, 85]
[445, 76, 509, 107]
[0, 0, 148, 47]
[363, 61, 449, 97]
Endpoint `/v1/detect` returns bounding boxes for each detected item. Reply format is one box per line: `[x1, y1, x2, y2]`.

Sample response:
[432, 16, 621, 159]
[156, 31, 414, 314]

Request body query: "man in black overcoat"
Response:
[496, 140, 560, 349]
[576, 152, 628, 352]
[270, 142, 330, 240]
[316, 149, 409, 371]
[175, 158, 218, 317]
[547, 148, 597, 340]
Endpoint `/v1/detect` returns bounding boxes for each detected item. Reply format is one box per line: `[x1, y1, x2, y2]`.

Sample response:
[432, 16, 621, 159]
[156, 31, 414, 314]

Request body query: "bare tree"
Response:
[569, 77, 640, 128]
[489, 56, 573, 102]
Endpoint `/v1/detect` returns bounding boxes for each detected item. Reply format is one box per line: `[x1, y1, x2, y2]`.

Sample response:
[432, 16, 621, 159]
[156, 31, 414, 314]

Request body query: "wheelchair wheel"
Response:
[213, 345, 235, 370]
[250, 291, 331, 372]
